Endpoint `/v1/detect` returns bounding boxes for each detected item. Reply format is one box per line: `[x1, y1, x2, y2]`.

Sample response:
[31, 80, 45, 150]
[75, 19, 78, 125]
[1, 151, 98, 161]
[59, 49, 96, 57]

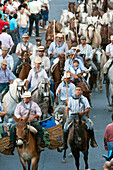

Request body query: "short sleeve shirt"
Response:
[106, 43, 113, 58]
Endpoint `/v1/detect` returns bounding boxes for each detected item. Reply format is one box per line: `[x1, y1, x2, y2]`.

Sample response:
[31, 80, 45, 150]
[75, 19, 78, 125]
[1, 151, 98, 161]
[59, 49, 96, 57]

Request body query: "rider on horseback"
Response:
[103, 35, 113, 84]
[59, 85, 98, 152]
[5, 91, 44, 155]
[48, 33, 68, 68]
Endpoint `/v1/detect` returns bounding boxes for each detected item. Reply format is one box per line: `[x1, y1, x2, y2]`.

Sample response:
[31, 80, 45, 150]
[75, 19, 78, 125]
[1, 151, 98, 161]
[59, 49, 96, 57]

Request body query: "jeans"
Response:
[0, 83, 9, 93]
[17, 27, 27, 42]
[107, 142, 113, 155]
[64, 114, 93, 133]
[29, 14, 40, 37]
[8, 30, 19, 53]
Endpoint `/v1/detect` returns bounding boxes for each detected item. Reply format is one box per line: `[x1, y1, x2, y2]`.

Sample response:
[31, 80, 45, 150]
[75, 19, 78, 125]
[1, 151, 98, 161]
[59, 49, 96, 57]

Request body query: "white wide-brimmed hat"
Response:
[34, 57, 42, 64]
[1, 59, 7, 65]
[71, 47, 77, 50]
[38, 46, 45, 51]
[2, 46, 8, 51]
[21, 33, 30, 39]
[63, 72, 71, 79]
[111, 35, 113, 40]
[22, 91, 31, 98]
[56, 33, 63, 38]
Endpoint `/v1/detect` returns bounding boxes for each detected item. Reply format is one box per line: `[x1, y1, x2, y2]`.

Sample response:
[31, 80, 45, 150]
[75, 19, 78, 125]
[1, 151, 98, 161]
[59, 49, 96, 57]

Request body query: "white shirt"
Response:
[27, 68, 48, 87]
[0, 33, 14, 49]
[16, 42, 33, 58]
[17, 12, 28, 28]
[106, 43, 113, 58]
[28, 1, 41, 14]
[77, 44, 93, 60]
[13, 1, 20, 9]
[41, 0, 49, 10]
[7, 4, 15, 12]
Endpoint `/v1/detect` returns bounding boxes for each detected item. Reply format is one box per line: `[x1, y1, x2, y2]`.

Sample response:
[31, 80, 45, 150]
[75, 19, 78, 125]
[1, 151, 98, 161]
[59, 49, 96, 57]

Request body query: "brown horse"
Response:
[13, 113, 41, 170]
[68, 116, 90, 170]
[45, 21, 62, 41]
[18, 49, 31, 80]
[68, 1, 78, 14]
[52, 54, 65, 93]
[100, 24, 109, 50]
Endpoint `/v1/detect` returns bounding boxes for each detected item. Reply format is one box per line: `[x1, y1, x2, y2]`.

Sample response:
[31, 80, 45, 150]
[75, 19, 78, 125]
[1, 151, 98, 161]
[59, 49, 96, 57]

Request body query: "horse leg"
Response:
[19, 157, 27, 170]
[99, 73, 103, 92]
[72, 150, 80, 170]
[27, 160, 31, 170]
[83, 150, 89, 169]
[62, 149, 67, 163]
[106, 82, 110, 106]
[31, 156, 39, 170]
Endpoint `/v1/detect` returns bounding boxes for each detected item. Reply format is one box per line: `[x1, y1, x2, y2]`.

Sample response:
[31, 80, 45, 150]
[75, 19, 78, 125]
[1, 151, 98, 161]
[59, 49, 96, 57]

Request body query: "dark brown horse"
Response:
[52, 54, 65, 93]
[18, 49, 31, 80]
[100, 24, 109, 50]
[13, 113, 41, 170]
[68, 1, 78, 14]
[68, 116, 90, 170]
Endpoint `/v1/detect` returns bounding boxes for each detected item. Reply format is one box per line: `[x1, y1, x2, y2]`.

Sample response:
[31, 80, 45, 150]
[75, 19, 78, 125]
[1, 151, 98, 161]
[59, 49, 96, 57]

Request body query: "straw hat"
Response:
[56, 33, 63, 38]
[21, 33, 30, 39]
[22, 91, 31, 98]
[38, 46, 45, 51]
[110, 35, 113, 40]
[67, 49, 75, 55]
[63, 72, 71, 79]
[34, 57, 42, 64]
[2, 46, 8, 51]
[1, 59, 7, 65]
[71, 47, 77, 50]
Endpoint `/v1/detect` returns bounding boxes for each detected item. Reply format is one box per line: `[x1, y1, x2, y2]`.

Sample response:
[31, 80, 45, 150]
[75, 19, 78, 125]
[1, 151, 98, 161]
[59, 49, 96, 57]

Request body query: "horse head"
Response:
[87, 24, 95, 42]
[14, 112, 30, 147]
[68, 2, 76, 13]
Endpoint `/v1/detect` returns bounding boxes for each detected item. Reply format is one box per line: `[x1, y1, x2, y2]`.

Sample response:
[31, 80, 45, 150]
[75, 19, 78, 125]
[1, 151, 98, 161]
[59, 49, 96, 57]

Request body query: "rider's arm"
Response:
[79, 107, 90, 117]
[0, 102, 7, 116]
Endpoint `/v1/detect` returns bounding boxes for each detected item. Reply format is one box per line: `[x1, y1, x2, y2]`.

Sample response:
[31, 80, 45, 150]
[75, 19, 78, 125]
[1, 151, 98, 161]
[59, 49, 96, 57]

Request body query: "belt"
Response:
[31, 13, 39, 15]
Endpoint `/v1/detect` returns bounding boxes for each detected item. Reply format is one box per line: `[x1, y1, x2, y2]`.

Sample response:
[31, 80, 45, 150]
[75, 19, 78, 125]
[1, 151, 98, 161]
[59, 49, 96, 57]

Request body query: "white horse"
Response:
[92, 47, 106, 92]
[78, 23, 88, 36]
[106, 65, 113, 111]
[102, 9, 113, 27]
[60, 10, 75, 25]
[3, 78, 26, 123]
[61, 26, 75, 41]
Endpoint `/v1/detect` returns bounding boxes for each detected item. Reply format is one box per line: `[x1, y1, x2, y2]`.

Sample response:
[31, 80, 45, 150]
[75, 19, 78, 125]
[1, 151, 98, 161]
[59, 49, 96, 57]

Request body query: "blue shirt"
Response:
[68, 95, 90, 115]
[48, 40, 68, 56]
[9, 18, 17, 31]
[0, 68, 13, 83]
[64, 57, 85, 71]
[0, 54, 14, 71]
[56, 81, 75, 101]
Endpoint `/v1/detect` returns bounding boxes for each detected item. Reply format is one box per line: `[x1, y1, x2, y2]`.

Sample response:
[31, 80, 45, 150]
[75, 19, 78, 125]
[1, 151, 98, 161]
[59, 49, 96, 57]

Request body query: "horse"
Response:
[100, 24, 109, 50]
[92, 47, 106, 92]
[60, 10, 75, 26]
[3, 78, 26, 123]
[31, 78, 52, 119]
[68, 1, 78, 14]
[68, 115, 90, 170]
[105, 65, 113, 111]
[45, 21, 62, 41]
[86, 24, 102, 48]
[18, 49, 31, 80]
[52, 54, 65, 93]
[13, 113, 41, 170]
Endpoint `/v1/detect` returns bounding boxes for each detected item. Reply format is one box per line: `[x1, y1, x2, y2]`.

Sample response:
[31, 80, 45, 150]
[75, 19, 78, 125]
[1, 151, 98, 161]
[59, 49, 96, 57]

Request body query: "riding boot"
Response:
[5, 141, 15, 155]
[103, 74, 108, 84]
[89, 129, 98, 148]
[37, 137, 44, 152]
[58, 132, 68, 152]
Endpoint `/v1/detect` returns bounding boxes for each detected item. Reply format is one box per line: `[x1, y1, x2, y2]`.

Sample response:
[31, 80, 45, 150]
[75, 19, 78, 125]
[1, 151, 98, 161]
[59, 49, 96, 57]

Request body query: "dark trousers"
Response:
[29, 14, 40, 37]
[10, 121, 44, 142]
[8, 30, 19, 53]
[0, 83, 9, 93]
[13, 58, 22, 76]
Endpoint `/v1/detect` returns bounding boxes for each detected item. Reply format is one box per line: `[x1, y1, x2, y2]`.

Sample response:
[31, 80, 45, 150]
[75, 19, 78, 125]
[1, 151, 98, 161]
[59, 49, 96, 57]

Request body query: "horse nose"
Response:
[17, 139, 23, 146]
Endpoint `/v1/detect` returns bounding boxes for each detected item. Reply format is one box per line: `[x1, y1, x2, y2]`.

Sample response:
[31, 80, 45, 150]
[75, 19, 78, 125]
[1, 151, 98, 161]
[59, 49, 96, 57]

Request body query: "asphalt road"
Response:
[0, 0, 112, 170]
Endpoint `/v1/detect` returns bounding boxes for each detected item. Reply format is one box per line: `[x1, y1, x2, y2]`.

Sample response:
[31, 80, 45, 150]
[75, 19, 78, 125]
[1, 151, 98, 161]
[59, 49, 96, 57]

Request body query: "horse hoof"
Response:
[108, 106, 113, 112]
[62, 158, 67, 163]
[68, 152, 73, 158]
[95, 88, 98, 93]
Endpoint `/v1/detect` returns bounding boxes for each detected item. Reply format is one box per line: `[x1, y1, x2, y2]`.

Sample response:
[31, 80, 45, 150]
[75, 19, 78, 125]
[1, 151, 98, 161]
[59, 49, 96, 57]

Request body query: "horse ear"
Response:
[23, 112, 30, 123]
[13, 115, 20, 122]
[48, 20, 51, 24]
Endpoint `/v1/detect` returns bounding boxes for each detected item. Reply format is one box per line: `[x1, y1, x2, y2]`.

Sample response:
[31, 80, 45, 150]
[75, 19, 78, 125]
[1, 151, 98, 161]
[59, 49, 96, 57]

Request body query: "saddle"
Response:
[51, 58, 59, 73]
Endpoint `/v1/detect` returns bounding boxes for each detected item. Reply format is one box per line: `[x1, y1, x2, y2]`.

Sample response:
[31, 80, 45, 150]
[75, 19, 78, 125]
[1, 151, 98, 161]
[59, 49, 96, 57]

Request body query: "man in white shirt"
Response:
[17, 5, 28, 42]
[28, 0, 41, 37]
[103, 35, 113, 84]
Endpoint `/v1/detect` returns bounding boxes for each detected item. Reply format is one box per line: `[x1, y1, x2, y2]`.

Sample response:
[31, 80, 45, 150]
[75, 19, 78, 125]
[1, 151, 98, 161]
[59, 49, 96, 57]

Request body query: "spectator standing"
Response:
[0, 14, 9, 34]
[41, 0, 49, 30]
[17, 5, 28, 42]
[0, 27, 14, 54]
[28, 0, 41, 37]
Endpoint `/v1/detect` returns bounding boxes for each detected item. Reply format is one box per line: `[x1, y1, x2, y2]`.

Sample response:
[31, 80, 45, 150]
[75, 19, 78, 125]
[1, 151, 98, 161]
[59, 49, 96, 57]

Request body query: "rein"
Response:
[9, 90, 20, 104]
